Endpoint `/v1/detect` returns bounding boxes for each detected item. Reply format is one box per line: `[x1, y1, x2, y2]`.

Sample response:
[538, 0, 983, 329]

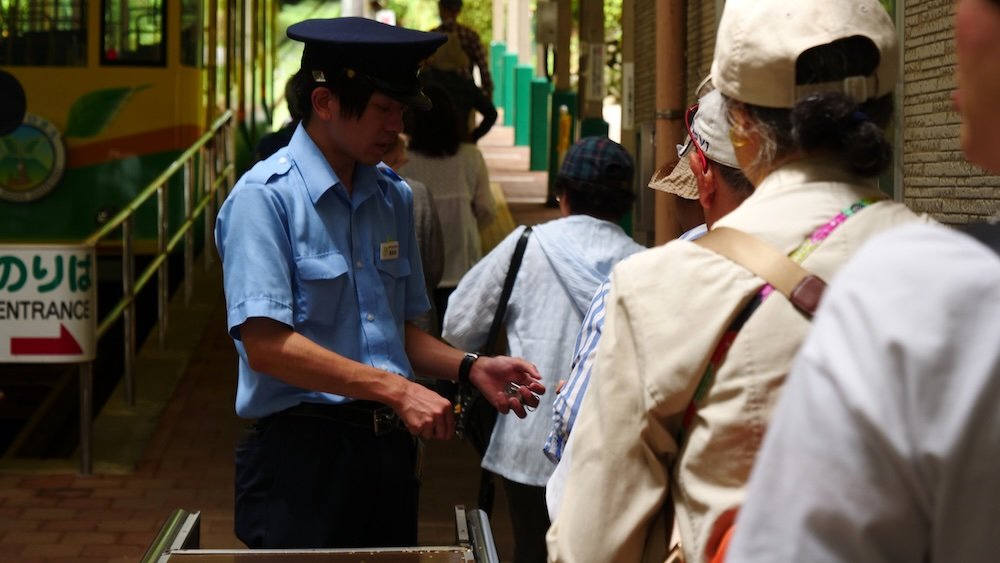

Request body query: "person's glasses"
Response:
[684, 102, 708, 171]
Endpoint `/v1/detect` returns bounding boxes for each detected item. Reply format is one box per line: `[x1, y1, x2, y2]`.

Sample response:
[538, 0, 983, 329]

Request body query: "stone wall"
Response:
[684, 0, 717, 104]
[629, 0, 999, 224]
[901, 0, 1000, 223]
[633, 0, 657, 127]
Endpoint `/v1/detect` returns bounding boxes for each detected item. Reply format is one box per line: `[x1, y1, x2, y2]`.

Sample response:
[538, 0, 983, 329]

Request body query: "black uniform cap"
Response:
[288, 17, 447, 111]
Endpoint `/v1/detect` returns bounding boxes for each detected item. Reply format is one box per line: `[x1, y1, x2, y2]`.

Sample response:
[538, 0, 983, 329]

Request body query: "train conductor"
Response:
[215, 17, 545, 549]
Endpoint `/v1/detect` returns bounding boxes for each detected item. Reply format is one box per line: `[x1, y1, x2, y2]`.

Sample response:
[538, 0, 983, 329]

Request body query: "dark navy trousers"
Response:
[234, 410, 419, 549]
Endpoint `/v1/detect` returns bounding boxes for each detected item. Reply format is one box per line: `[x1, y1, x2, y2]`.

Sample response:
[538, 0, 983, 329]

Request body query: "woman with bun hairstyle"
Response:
[546, 1, 934, 562]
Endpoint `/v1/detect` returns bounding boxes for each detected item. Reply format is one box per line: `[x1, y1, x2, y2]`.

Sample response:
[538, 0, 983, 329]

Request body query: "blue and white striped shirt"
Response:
[543, 223, 708, 462]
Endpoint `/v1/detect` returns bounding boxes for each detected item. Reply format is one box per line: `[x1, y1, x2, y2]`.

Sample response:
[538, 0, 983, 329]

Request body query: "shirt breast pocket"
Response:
[376, 256, 412, 311]
[295, 253, 351, 324]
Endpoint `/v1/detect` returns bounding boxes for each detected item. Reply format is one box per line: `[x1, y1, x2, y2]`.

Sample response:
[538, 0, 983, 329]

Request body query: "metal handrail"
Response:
[85, 110, 233, 244]
[140, 509, 202, 562]
[76, 109, 236, 475]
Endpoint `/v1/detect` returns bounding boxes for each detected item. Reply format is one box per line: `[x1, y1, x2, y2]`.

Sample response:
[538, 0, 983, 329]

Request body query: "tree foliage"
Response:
[379, 0, 631, 101]
[384, 0, 492, 44]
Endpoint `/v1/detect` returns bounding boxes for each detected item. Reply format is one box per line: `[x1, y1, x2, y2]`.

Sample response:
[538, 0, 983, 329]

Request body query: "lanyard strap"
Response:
[678, 198, 877, 444]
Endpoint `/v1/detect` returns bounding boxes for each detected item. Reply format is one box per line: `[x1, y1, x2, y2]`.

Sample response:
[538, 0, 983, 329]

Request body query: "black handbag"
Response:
[454, 226, 532, 516]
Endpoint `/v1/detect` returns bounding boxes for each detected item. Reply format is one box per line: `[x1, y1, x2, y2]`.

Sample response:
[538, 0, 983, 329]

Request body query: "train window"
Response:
[101, 0, 166, 66]
[180, 0, 200, 67]
[0, 0, 87, 66]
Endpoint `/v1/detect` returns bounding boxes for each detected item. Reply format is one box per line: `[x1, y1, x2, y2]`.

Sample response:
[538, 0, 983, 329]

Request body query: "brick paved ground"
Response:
[0, 121, 559, 562]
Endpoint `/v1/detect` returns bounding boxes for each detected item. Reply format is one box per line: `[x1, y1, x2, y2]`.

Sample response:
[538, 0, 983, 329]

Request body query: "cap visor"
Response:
[647, 157, 699, 200]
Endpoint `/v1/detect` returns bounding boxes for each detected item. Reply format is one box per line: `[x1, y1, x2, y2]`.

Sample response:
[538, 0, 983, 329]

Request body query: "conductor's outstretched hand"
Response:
[470, 356, 546, 417]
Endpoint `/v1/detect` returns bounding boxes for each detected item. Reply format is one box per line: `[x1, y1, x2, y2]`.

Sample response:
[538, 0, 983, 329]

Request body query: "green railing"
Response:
[75, 110, 236, 475]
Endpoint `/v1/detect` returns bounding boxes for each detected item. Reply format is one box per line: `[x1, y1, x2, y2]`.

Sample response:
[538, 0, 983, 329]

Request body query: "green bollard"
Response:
[514, 65, 533, 146]
[490, 42, 506, 108]
[503, 53, 518, 126]
[530, 78, 552, 171]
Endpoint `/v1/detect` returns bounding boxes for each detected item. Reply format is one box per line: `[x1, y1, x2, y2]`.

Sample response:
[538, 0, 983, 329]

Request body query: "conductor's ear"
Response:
[311, 87, 338, 121]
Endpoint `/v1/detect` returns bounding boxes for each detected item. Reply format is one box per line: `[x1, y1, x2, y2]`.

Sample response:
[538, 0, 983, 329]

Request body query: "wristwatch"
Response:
[458, 352, 480, 384]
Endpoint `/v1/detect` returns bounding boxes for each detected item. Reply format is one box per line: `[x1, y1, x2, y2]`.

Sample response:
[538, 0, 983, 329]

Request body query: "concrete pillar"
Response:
[515, 0, 532, 64]
[555, 0, 571, 91]
[653, 0, 687, 245]
[620, 0, 636, 155]
[493, 0, 505, 41]
[578, 0, 605, 121]
[506, 0, 520, 65]
[341, 0, 364, 17]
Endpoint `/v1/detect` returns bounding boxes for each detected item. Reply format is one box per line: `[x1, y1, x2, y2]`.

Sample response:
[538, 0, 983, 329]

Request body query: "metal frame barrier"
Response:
[73, 110, 236, 475]
[142, 505, 500, 562]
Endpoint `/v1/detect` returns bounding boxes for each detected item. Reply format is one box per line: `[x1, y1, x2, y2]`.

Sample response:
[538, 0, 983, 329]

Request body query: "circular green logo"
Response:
[0, 113, 67, 203]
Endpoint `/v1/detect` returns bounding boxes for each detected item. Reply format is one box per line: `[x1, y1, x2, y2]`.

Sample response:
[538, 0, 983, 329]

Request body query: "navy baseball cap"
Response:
[559, 136, 635, 192]
[288, 17, 447, 111]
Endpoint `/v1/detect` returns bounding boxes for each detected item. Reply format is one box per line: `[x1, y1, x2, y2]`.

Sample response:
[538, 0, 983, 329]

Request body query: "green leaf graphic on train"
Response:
[64, 85, 151, 138]
[0, 132, 55, 190]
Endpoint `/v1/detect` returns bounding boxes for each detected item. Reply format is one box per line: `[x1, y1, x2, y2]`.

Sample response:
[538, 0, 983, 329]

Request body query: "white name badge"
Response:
[380, 241, 399, 261]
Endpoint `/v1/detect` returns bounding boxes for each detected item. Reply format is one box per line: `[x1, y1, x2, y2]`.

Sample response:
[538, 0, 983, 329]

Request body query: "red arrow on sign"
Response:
[11, 324, 83, 355]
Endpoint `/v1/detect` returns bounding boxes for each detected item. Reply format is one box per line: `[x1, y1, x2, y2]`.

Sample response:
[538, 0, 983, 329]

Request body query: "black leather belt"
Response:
[276, 401, 406, 436]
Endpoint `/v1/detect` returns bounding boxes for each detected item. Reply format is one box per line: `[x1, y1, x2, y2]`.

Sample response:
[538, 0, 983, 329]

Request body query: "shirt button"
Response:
[367, 313, 375, 321]
[356, 260, 363, 268]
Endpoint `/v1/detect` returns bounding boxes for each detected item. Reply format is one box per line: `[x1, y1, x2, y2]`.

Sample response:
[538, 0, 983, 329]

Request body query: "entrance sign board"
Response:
[0, 244, 96, 363]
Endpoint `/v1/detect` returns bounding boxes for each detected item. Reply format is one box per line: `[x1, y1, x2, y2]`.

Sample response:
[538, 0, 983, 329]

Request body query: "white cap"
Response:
[711, 0, 898, 109]
[676, 90, 740, 169]
[648, 90, 740, 198]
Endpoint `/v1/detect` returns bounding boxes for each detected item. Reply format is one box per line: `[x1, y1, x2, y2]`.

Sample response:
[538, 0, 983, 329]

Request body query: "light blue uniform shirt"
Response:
[215, 125, 429, 419]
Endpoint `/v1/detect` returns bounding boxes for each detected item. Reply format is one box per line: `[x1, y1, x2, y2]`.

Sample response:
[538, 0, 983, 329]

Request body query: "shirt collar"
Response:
[287, 123, 383, 206]
[756, 157, 876, 196]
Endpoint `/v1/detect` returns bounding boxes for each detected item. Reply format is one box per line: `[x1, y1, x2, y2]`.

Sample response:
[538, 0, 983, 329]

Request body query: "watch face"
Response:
[459, 353, 479, 383]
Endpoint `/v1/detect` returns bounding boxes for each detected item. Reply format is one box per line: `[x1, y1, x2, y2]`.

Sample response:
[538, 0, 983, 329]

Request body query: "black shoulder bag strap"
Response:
[482, 226, 533, 354]
[959, 221, 1000, 257]
[463, 226, 532, 518]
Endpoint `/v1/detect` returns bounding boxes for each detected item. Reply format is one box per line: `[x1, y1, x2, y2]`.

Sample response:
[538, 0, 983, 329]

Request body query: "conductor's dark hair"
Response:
[285, 75, 303, 122]
[292, 67, 375, 124]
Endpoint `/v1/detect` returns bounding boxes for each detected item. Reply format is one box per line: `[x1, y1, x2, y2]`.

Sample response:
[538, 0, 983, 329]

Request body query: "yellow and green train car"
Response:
[0, 0, 276, 248]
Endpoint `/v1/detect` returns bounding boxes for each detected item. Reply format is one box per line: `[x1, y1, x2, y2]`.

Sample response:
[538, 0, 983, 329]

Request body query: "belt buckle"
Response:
[373, 406, 399, 436]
